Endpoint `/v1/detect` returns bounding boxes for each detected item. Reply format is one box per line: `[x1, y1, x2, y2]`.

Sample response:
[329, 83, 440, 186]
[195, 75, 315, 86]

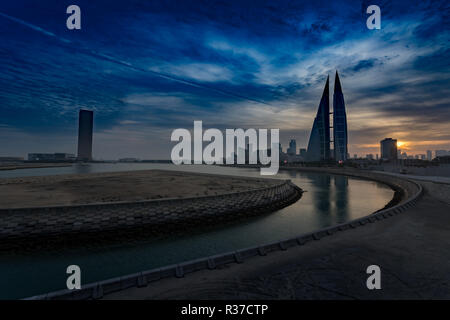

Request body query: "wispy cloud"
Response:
[0, 0, 449, 158]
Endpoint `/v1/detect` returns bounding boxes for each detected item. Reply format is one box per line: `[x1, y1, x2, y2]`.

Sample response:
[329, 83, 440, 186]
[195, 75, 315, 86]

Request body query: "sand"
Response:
[0, 170, 279, 209]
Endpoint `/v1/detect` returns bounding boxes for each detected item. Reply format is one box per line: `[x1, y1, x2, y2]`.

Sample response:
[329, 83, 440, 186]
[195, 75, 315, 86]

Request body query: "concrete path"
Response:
[104, 180, 450, 300]
[373, 171, 450, 184]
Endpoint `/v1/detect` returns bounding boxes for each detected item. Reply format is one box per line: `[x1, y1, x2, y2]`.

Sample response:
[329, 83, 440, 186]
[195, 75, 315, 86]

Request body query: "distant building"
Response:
[380, 138, 398, 161]
[306, 72, 348, 162]
[54, 153, 76, 160]
[435, 150, 449, 157]
[77, 109, 94, 161]
[28, 153, 75, 161]
[366, 154, 374, 160]
[376, 154, 379, 160]
[299, 148, 307, 158]
[28, 153, 52, 161]
[427, 150, 432, 161]
[435, 155, 450, 164]
[287, 139, 297, 155]
[353, 154, 357, 159]
[243, 142, 258, 164]
[420, 154, 426, 160]
[307, 76, 331, 161]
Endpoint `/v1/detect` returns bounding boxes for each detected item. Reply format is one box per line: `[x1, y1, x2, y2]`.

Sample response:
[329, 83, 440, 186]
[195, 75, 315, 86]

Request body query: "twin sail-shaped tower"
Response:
[307, 71, 348, 162]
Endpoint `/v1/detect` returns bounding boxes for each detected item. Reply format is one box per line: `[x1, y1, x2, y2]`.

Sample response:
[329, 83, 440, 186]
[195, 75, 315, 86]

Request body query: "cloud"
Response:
[346, 58, 379, 73]
[0, 0, 449, 158]
[152, 63, 234, 83]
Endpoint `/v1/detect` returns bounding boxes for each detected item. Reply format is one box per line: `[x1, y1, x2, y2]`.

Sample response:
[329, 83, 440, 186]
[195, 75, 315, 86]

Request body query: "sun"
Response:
[397, 141, 406, 148]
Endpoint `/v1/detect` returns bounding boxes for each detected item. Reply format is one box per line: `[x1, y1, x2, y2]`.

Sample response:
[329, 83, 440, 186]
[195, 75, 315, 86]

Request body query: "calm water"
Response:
[0, 163, 393, 299]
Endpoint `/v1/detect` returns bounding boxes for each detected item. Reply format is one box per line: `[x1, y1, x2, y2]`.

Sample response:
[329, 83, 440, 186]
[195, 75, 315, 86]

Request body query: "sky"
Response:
[0, 0, 449, 159]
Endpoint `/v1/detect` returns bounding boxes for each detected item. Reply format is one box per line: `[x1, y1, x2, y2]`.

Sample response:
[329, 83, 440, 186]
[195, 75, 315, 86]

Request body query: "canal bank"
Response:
[103, 169, 447, 300]
[28, 168, 425, 300]
[105, 178, 448, 300]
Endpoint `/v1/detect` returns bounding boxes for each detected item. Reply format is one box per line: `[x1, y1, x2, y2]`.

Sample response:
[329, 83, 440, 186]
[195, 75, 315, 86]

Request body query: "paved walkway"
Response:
[104, 180, 450, 299]
[373, 171, 450, 184]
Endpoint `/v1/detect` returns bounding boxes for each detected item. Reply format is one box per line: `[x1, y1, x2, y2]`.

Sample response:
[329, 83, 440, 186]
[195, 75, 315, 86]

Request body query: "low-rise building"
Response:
[28, 153, 75, 161]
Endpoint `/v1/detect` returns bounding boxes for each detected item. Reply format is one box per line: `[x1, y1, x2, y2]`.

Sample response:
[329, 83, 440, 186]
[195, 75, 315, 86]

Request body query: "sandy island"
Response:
[0, 170, 280, 209]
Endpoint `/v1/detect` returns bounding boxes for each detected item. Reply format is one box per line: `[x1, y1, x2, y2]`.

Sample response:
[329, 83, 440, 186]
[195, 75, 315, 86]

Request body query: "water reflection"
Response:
[306, 173, 348, 226]
[334, 175, 349, 223]
[315, 174, 332, 213]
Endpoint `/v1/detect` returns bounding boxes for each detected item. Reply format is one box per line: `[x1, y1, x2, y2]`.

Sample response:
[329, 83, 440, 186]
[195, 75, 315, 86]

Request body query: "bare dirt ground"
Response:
[0, 170, 279, 208]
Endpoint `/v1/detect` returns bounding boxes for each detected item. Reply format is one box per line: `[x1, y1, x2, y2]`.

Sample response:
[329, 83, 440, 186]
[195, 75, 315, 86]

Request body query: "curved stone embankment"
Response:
[27, 169, 422, 300]
[0, 179, 302, 248]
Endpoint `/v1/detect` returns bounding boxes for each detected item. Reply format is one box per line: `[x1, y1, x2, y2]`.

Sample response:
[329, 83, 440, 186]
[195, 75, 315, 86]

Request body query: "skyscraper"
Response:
[380, 138, 397, 161]
[333, 71, 348, 162]
[287, 139, 297, 155]
[77, 109, 93, 161]
[427, 150, 432, 161]
[299, 148, 307, 158]
[307, 76, 331, 161]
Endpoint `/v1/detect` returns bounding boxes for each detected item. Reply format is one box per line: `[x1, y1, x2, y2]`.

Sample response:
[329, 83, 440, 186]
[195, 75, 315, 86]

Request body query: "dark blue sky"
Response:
[1, 0, 449, 159]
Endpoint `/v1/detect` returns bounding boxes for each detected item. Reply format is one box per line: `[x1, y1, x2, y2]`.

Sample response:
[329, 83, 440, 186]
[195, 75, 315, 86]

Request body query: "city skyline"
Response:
[0, 0, 449, 159]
